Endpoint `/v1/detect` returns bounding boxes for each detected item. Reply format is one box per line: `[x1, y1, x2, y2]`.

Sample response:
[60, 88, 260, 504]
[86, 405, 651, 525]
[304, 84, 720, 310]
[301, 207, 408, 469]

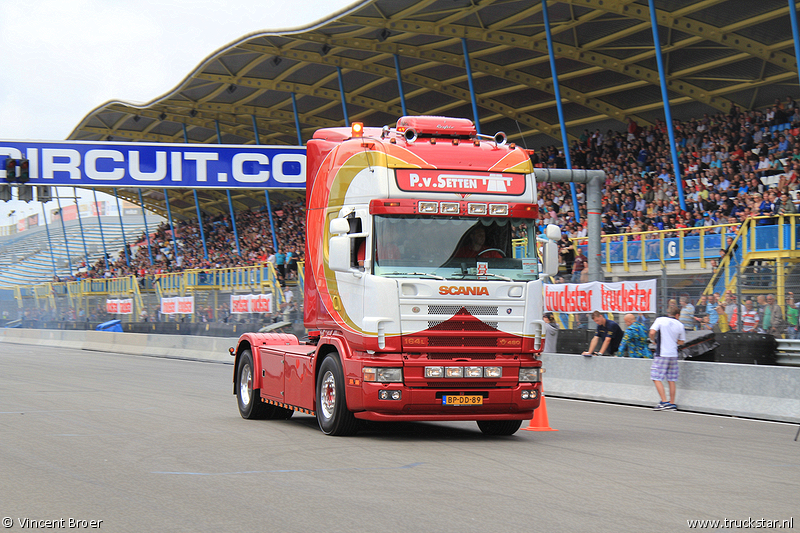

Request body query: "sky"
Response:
[0, 0, 356, 226]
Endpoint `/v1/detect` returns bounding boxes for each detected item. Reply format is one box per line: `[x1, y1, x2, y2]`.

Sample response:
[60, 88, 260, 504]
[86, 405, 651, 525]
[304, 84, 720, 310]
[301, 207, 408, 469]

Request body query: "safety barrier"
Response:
[542, 353, 800, 423]
[1, 327, 797, 423]
[775, 338, 800, 367]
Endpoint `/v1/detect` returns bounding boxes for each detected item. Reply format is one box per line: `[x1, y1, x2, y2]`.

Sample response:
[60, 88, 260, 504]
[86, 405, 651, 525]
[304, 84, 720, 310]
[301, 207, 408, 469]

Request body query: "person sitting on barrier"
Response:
[649, 304, 685, 411]
[617, 313, 652, 358]
[582, 311, 624, 357]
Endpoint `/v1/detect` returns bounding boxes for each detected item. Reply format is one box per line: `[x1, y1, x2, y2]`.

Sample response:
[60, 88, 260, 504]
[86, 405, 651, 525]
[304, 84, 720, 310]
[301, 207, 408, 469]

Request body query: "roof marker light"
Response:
[351, 122, 364, 137]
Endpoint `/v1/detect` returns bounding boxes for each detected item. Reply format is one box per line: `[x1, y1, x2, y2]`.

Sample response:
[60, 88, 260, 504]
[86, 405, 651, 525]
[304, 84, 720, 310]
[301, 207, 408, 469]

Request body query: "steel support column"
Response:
[252, 113, 280, 255]
[192, 189, 208, 261]
[42, 203, 57, 279]
[184, 123, 208, 261]
[92, 188, 109, 271]
[290, 93, 303, 144]
[112, 188, 129, 267]
[790, 0, 800, 89]
[336, 67, 350, 127]
[542, 0, 581, 223]
[393, 54, 408, 116]
[72, 187, 90, 267]
[648, 0, 687, 211]
[138, 188, 154, 265]
[55, 188, 74, 276]
[163, 189, 179, 265]
[461, 38, 481, 134]
[226, 190, 242, 256]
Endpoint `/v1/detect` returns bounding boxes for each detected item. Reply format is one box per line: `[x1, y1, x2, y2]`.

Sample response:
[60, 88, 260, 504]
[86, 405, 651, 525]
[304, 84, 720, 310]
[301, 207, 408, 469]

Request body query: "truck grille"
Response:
[428, 320, 498, 330]
[429, 305, 498, 315]
[427, 337, 499, 347]
[426, 353, 497, 360]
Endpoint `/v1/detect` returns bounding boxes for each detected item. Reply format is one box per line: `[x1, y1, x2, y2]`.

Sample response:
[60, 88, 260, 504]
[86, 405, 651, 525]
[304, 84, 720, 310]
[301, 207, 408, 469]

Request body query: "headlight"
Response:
[363, 367, 403, 383]
[519, 368, 541, 382]
[484, 366, 502, 378]
[425, 366, 444, 378]
[445, 366, 464, 378]
[418, 201, 438, 213]
[465, 366, 483, 378]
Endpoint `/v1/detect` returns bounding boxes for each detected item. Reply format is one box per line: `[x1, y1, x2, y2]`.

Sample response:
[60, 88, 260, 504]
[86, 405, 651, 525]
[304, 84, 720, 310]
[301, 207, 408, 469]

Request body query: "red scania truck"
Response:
[231, 116, 559, 436]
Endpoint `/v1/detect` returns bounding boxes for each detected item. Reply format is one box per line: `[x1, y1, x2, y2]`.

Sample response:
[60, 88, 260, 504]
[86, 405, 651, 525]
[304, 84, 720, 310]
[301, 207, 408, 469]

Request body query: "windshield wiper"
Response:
[382, 271, 445, 280]
[449, 272, 513, 282]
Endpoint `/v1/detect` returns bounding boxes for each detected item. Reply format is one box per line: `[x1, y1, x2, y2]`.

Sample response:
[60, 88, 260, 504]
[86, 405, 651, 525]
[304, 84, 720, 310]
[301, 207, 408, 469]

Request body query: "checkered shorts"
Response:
[650, 356, 679, 382]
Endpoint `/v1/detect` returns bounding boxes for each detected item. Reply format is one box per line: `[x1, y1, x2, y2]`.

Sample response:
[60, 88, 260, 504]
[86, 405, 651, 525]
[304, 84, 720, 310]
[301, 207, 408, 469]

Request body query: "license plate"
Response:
[443, 395, 483, 406]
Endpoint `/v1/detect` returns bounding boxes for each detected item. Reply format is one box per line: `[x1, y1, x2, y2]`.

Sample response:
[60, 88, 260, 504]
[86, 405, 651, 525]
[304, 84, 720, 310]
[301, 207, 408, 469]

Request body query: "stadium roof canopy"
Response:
[68, 0, 800, 219]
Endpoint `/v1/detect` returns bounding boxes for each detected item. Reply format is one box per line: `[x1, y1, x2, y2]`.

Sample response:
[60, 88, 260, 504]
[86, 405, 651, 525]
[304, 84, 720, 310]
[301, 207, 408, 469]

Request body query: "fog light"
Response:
[445, 366, 463, 378]
[468, 203, 487, 215]
[440, 202, 460, 214]
[484, 366, 502, 378]
[425, 366, 444, 378]
[465, 366, 483, 378]
[419, 201, 438, 213]
[521, 389, 538, 400]
[489, 204, 508, 216]
[379, 390, 402, 401]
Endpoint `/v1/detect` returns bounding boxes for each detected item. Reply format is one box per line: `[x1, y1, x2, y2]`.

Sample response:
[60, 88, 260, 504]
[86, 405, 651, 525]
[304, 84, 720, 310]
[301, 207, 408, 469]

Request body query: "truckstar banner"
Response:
[544, 280, 656, 314]
[160, 296, 194, 315]
[0, 141, 306, 189]
[105, 299, 133, 315]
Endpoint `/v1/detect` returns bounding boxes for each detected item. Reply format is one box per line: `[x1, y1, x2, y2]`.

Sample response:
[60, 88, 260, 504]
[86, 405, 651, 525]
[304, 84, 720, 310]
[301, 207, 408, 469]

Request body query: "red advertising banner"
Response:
[395, 169, 525, 195]
[544, 280, 656, 314]
[161, 296, 193, 315]
[105, 299, 133, 315]
[230, 294, 272, 313]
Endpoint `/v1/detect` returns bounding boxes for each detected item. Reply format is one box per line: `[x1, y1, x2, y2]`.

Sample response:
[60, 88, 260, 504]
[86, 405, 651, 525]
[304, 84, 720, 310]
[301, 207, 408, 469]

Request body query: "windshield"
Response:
[373, 215, 539, 281]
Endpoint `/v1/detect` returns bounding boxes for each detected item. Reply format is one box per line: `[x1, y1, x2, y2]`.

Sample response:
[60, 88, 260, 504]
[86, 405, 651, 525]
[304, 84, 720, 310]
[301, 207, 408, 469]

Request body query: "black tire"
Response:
[477, 419, 522, 436]
[316, 353, 358, 436]
[236, 349, 275, 420]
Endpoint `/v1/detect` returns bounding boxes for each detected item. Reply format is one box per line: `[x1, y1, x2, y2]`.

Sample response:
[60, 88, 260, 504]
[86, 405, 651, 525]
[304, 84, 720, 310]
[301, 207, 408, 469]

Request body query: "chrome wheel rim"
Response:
[320, 370, 336, 419]
[239, 363, 252, 406]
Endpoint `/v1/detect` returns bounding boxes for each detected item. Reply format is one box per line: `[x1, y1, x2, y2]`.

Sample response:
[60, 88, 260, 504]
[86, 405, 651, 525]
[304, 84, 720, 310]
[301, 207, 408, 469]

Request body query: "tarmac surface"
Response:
[0, 344, 797, 532]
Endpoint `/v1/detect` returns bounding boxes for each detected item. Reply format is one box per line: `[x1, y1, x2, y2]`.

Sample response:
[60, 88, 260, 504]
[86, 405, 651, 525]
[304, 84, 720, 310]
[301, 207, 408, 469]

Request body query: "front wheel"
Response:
[236, 349, 275, 419]
[316, 353, 358, 436]
[477, 419, 522, 436]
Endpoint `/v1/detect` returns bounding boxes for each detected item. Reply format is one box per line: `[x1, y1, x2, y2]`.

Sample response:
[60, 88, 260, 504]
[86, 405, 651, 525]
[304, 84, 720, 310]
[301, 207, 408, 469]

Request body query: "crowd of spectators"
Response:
[536, 96, 800, 264]
[55, 200, 306, 285]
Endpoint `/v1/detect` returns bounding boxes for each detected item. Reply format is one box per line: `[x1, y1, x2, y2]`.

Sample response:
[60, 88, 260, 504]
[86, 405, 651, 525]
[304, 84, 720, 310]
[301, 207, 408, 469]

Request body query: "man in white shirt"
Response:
[649, 304, 686, 410]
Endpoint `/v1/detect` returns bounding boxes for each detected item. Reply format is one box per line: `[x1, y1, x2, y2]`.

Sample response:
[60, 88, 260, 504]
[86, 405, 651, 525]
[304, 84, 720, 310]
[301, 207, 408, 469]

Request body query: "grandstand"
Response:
[0, 216, 160, 286]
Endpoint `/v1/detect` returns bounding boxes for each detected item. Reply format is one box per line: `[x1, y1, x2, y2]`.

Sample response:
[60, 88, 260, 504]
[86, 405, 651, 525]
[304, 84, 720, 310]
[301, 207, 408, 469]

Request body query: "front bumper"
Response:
[353, 381, 541, 422]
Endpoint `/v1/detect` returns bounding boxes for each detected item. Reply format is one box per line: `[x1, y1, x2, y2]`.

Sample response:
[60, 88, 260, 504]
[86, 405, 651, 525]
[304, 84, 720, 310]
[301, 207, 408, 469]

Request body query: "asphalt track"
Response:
[1, 344, 797, 533]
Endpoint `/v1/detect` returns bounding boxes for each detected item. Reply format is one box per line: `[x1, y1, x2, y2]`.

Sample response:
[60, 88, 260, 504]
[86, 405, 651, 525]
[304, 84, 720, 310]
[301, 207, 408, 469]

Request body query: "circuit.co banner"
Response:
[544, 280, 656, 314]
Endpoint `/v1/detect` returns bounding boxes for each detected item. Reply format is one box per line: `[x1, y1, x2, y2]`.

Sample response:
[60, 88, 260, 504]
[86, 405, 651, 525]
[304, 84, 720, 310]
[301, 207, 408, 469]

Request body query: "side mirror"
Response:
[540, 241, 558, 278]
[329, 235, 350, 272]
[545, 223, 561, 242]
[330, 218, 350, 235]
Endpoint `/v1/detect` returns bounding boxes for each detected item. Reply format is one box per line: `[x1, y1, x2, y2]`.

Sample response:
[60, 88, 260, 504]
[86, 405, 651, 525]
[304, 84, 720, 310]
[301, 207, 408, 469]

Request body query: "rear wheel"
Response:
[316, 353, 358, 436]
[477, 419, 522, 436]
[236, 349, 275, 420]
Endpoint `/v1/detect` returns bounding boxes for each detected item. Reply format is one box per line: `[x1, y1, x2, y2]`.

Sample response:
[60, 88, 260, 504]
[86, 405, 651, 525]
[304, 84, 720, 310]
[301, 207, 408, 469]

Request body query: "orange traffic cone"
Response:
[522, 393, 558, 431]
